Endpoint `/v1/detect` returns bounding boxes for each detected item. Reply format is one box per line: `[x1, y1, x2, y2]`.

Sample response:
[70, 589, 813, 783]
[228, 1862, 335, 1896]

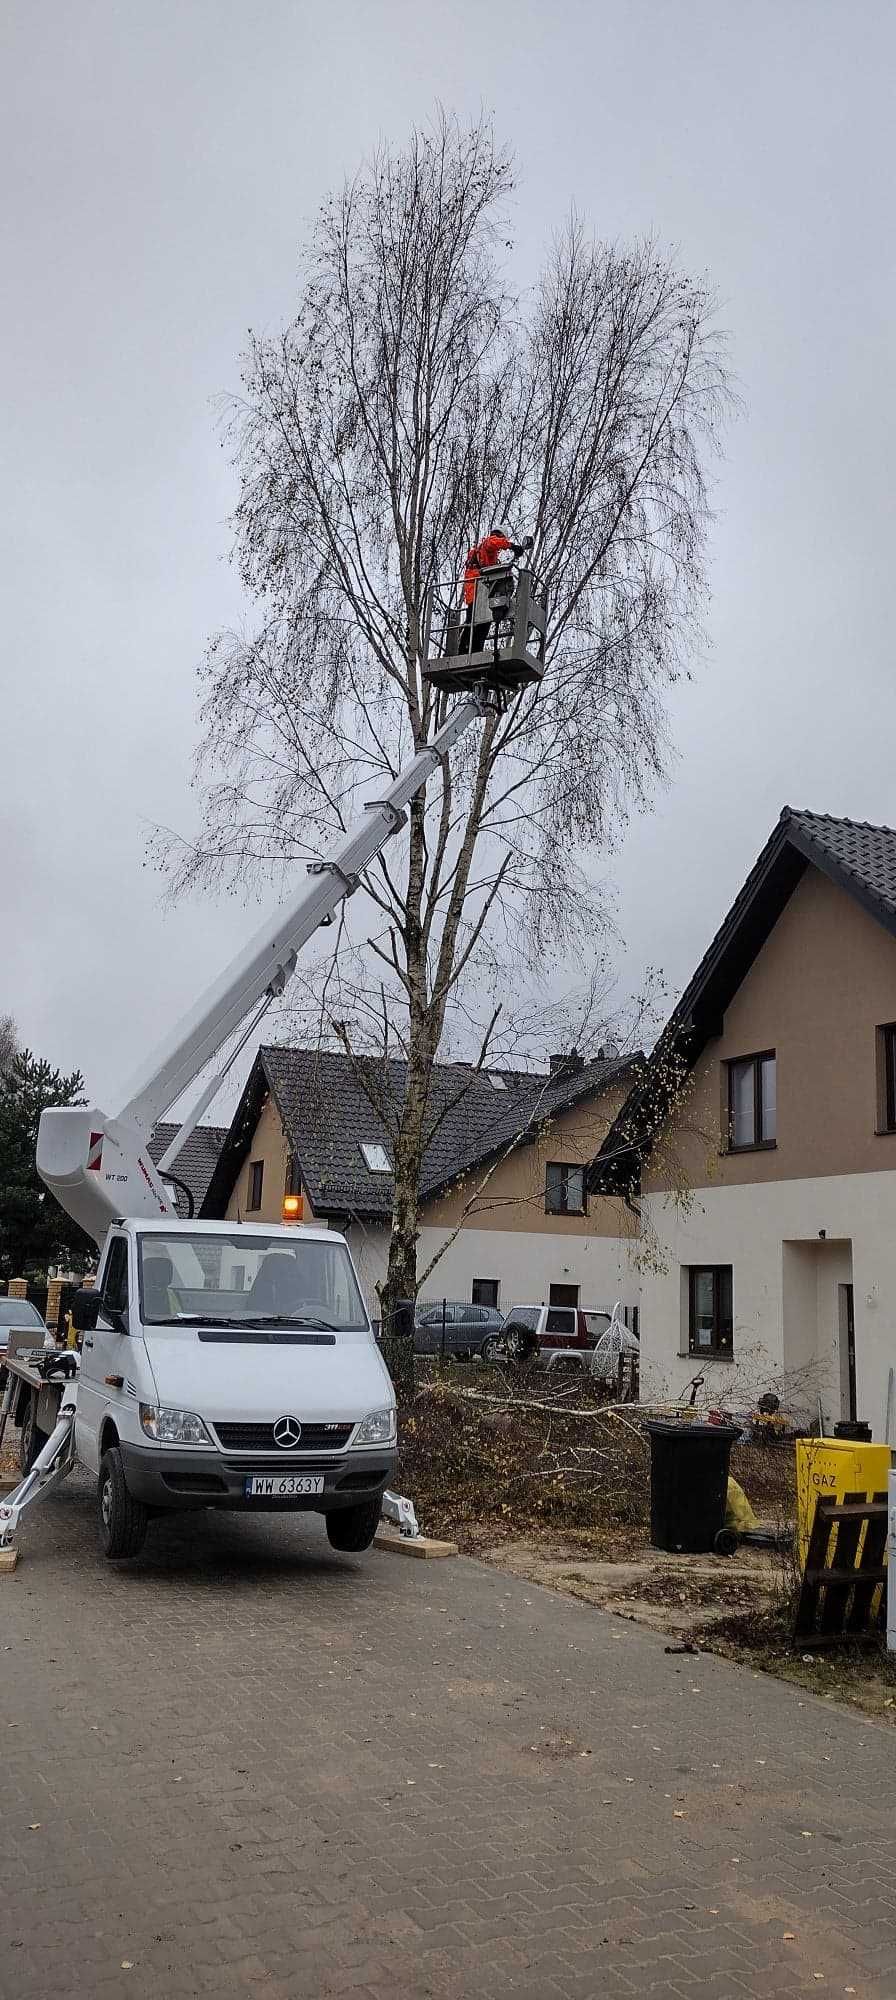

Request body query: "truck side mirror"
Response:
[71, 1287, 102, 1333]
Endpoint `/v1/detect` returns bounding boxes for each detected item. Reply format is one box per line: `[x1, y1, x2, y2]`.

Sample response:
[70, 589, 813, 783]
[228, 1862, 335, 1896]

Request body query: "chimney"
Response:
[549, 1048, 585, 1078]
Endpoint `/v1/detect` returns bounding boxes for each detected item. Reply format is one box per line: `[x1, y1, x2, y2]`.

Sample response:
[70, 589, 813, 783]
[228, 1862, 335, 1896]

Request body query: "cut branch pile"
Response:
[398, 1369, 796, 1555]
[398, 1371, 652, 1552]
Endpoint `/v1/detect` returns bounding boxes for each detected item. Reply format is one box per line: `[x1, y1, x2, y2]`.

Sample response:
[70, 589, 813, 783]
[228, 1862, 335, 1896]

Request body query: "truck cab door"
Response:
[75, 1234, 132, 1473]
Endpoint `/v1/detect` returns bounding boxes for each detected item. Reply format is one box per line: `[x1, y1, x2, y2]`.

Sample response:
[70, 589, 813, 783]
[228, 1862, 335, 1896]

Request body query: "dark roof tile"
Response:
[785, 808, 896, 917]
[201, 1044, 636, 1222]
[148, 1123, 230, 1217]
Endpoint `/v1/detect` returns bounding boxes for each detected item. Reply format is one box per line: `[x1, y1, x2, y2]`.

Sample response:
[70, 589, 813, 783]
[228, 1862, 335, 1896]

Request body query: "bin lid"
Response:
[644, 1419, 742, 1443]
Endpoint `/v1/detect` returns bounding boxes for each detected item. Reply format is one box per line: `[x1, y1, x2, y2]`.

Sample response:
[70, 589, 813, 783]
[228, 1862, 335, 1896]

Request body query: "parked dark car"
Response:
[414, 1300, 506, 1360]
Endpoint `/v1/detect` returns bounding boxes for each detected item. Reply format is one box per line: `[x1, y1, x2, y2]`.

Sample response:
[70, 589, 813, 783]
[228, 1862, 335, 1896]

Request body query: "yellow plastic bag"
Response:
[725, 1476, 758, 1535]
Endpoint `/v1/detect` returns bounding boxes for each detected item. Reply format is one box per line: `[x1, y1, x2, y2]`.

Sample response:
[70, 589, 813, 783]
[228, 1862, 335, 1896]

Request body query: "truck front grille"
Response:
[214, 1421, 354, 1452]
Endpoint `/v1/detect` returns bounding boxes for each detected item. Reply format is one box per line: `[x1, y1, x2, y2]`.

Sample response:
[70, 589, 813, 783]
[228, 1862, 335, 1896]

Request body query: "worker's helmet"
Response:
[490, 525, 510, 539]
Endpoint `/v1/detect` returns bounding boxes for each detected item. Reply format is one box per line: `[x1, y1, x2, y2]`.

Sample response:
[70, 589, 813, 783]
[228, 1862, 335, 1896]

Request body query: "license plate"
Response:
[244, 1474, 325, 1497]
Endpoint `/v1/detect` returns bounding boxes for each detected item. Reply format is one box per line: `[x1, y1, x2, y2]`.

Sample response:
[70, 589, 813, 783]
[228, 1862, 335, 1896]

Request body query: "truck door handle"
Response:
[83, 1338, 94, 1348]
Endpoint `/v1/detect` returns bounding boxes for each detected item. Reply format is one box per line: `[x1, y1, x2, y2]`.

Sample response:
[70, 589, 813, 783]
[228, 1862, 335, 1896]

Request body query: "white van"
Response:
[70, 1218, 398, 1558]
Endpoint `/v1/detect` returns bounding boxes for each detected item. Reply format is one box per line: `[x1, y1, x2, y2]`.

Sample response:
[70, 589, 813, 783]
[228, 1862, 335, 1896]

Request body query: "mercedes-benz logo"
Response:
[273, 1415, 302, 1449]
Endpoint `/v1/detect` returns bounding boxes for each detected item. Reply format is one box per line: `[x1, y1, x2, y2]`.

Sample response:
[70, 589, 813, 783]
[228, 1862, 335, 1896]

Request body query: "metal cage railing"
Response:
[422, 565, 547, 697]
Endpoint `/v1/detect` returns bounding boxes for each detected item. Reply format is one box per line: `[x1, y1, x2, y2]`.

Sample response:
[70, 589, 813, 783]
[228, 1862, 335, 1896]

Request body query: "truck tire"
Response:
[98, 1447, 149, 1559]
[325, 1498, 382, 1553]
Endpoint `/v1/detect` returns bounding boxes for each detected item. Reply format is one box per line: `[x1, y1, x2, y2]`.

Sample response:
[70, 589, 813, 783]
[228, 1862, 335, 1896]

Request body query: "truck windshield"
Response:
[137, 1232, 368, 1331]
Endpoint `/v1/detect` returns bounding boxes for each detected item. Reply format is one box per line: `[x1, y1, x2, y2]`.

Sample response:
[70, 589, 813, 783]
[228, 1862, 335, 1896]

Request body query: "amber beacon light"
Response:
[282, 1193, 304, 1222]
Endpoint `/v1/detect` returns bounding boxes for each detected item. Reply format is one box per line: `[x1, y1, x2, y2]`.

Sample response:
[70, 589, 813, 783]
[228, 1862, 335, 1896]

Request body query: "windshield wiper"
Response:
[145, 1314, 267, 1329]
[250, 1313, 342, 1332]
[145, 1312, 344, 1331]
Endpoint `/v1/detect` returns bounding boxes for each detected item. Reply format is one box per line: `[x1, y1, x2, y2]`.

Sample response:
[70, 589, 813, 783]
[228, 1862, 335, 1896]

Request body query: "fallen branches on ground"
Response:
[398, 1367, 796, 1555]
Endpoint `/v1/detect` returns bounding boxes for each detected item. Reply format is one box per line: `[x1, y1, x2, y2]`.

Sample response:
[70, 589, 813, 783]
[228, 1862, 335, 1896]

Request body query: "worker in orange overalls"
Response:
[461, 526, 532, 651]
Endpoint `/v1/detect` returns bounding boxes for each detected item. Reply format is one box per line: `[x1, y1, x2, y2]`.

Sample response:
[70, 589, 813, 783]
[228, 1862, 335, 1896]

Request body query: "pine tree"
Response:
[0, 1049, 93, 1279]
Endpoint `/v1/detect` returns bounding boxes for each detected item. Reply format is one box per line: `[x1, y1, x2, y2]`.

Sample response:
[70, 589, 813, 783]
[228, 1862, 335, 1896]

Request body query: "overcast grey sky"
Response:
[3, 0, 895, 1108]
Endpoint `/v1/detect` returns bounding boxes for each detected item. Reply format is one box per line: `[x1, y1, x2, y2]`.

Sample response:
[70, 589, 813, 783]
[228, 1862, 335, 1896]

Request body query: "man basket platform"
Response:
[422, 555, 547, 698]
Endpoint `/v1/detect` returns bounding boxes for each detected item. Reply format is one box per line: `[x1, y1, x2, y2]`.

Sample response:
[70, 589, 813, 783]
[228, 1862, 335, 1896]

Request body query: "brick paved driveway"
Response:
[2, 1471, 895, 1999]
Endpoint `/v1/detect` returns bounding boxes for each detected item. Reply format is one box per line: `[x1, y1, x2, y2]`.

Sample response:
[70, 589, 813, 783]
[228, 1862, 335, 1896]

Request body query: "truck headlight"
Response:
[139, 1405, 212, 1446]
[352, 1407, 397, 1447]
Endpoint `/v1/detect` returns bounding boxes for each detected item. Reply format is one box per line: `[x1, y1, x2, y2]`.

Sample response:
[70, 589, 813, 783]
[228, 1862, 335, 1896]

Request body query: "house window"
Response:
[360, 1141, 391, 1173]
[472, 1278, 500, 1307]
[545, 1163, 587, 1215]
[877, 1025, 896, 1133]
[727, 1052, 776, 1149]
[248, 1160, 264, 1211]
[549, 1282, 579, 1308]
[688, 1266, 733, 1357]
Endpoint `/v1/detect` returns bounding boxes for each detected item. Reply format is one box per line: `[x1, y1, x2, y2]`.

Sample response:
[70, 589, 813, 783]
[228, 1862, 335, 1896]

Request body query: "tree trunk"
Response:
[378, 1043, 431, 1401]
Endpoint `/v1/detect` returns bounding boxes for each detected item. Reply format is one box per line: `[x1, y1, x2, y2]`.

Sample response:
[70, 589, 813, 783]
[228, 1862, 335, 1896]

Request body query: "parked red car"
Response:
[499, 1303, 612, 1358]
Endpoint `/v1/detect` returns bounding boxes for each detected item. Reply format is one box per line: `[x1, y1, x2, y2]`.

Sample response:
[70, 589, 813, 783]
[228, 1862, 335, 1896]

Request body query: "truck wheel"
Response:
[19, 1394, 44, 1476]
[98, 1447, 148, 1559]
[325, 1499, 382, 1553]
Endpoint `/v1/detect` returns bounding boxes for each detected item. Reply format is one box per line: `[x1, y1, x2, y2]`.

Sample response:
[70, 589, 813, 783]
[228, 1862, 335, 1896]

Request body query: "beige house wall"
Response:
[223, 1093, 314, 1226]
[648, 867, 896, 1195]
[421, 1083, 629, 1236]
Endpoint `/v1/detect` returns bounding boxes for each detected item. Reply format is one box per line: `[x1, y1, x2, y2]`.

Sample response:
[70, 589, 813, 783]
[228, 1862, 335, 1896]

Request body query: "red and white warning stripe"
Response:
[87, 1130, 104, 1173]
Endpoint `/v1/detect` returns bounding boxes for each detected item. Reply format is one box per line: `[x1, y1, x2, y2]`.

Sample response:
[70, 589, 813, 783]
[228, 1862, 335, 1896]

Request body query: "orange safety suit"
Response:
[462, 531, 512, 606]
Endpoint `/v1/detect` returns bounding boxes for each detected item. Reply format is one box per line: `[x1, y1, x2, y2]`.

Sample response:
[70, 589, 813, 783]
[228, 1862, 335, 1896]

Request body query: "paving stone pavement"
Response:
[1, 1470, 895, 1999]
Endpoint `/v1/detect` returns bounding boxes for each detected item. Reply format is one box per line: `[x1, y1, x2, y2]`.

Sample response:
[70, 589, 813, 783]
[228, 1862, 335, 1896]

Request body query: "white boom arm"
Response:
[37, 695, 486, 1247]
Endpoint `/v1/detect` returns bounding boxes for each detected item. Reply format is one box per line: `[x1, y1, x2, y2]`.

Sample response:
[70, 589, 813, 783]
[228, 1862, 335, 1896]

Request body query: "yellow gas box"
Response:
[796, 1437, 891, 1568]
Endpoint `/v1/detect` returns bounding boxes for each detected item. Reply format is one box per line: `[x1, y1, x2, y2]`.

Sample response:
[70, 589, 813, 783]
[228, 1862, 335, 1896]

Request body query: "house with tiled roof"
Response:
[200, 1043, 642, 1318]
[589, 808, 896, 1424]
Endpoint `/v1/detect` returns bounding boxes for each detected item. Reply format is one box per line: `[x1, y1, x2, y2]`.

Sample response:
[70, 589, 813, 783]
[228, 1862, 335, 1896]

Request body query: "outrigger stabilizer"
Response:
[0, 1353, 80, 1550]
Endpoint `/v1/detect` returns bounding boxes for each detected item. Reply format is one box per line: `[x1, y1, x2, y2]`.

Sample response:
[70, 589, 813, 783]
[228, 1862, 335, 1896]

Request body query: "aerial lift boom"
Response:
[11, 557, 544, 1558]
[37, 692, 487, 1246]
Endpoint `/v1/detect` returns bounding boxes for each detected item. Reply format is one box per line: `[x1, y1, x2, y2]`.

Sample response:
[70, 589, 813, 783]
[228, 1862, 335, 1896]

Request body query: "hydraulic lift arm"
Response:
[36, 693, 488, 1247]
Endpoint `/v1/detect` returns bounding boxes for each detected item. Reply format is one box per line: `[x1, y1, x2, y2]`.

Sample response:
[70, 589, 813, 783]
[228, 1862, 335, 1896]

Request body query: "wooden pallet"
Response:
[793, 1490, 888, 1644]
[374, 1529, 458, 1560]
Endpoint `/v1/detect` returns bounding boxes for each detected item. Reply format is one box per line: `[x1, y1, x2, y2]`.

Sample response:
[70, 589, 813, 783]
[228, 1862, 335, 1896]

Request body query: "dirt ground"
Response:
[399, 1367, 896, 1722]
[486, 1534, 781, 1635]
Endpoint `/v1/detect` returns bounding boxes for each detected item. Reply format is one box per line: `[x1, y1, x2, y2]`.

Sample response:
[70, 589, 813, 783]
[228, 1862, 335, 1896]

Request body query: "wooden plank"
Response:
[848, 1489, 889, 1633]
[796, 1492, 890, 1642]
[808, 1566, 887, 1587]
[0, 1548, 18, 1573]
[820, 1490, 865, 1637]
[374, 1530, 458, 1560]
[821, 1502, 888, 1523]
[794, 1498, 836, 1639]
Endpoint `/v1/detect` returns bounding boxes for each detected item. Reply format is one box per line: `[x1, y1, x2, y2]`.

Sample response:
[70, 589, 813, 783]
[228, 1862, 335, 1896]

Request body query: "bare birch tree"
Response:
[156, 111, 732, 1331]
[0, 1016, 17, 1079]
